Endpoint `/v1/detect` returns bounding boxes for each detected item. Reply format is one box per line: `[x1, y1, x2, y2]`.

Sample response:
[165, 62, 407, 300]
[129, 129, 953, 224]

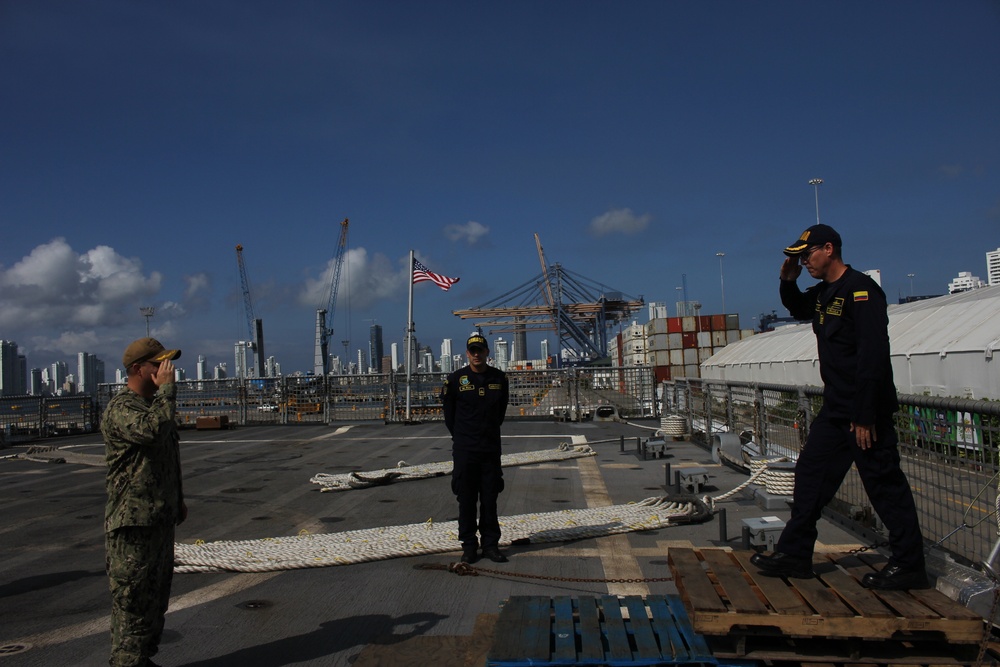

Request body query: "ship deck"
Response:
[0, 419, 940, 666]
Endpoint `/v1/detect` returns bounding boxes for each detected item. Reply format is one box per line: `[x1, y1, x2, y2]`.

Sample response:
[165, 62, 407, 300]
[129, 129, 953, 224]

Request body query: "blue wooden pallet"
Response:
[486, 594, 755, 667]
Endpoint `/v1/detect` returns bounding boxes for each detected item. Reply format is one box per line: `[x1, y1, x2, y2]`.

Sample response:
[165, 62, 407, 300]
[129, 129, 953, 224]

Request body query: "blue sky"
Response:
[2, 1, 998, 376]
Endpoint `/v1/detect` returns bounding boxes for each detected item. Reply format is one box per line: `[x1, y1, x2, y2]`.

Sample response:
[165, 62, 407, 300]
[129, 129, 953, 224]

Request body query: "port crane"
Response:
[235, 244, 265, 377]
[313, 218, 350, 376]
[452, 233, 643, 364]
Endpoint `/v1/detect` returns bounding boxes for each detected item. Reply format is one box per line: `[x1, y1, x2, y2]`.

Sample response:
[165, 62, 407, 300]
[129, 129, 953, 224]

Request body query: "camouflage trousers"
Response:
[106, 524, 175, 667]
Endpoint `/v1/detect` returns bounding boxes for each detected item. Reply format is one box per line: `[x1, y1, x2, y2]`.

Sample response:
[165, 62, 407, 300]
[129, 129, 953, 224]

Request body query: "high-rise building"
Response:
[77, 352, 105, 395]
[214, 363, 228, 380]
[440, 338, 454, 373]
[29, 368, 43, 395]
[234, 341, 253, 378]
[421, 350, 435, 372]
[369, 324, 384, 372]
[540, 339, 550, 361]
[0, 340, 22, 396]
[987, 247, 1000, 286]
[390, 342, 399, 371]
[494, 337, 509, 371]
[50, 361, 68, 395]
[512, 317, 527, 363]
[357, 348, 368, 374]
[196, 355, 208, 381]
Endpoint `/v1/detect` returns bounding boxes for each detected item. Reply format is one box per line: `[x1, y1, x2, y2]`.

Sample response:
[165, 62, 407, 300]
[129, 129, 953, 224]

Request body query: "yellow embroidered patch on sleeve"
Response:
[853, 291, 869, 302]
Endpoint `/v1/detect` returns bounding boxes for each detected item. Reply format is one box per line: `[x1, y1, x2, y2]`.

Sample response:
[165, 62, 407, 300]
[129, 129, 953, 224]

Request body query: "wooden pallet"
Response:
[486, 594, 755, 666]
[668, 547, 985, 658]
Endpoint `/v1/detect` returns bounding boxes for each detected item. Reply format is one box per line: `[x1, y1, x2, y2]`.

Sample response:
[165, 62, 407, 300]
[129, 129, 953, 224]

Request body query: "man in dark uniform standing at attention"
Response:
[751, 224, 927, 590]
[441, 333, 510, 564]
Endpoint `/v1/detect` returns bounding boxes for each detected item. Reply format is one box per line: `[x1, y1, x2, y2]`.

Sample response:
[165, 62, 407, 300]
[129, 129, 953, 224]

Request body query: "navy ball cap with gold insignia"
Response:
[466, 333, 488, 351]
[784, 223, 842, 257]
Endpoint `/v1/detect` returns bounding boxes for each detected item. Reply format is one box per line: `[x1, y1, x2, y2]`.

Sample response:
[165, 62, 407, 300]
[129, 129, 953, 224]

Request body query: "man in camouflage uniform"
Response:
[103, 337, 186, 667]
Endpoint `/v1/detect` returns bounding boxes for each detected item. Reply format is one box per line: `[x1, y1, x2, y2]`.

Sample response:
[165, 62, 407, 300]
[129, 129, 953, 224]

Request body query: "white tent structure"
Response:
[701, 285, 1000, 400]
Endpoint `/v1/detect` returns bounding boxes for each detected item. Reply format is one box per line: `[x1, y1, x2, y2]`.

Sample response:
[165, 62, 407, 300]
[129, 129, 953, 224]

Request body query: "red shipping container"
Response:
[682, 332, 697, 349]
[653, 366, 672, 382]
[667, 317, 683, 333]
[711, 314, 726, 331]
[699, 315, 712, 331]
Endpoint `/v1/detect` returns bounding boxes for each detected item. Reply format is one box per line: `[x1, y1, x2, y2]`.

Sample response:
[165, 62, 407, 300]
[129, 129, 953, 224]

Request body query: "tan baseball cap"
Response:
[122, 337, 181, 368]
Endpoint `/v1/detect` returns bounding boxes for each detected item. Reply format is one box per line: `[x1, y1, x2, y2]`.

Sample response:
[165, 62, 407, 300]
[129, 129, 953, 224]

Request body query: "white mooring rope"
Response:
[309, 444, 596, 492]
[174, 496, 699, 573]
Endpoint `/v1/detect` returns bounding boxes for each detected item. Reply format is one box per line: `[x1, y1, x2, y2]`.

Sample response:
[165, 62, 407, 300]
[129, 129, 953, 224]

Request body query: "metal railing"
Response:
[662, 377, 1000, 570]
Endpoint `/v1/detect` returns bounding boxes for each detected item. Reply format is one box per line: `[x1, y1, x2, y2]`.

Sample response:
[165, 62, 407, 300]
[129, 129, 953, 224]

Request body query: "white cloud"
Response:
[298, 247, 405, 310]
[0, 238, 162, 330]
[443, 220, 490, 245]
[588, 208, 651, 237]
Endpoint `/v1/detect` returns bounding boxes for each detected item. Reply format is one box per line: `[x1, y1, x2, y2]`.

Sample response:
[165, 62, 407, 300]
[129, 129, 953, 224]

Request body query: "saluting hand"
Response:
[780, 256, 802, 281]
[154, 359, 175, 387]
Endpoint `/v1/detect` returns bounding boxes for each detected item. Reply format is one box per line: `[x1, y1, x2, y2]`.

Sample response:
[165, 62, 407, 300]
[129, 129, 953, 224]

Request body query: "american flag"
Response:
[412, 259, 460, 291]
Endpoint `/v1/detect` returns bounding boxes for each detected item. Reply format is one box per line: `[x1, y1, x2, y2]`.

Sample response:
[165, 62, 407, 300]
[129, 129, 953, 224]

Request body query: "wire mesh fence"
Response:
[662, 377, 1000, 570]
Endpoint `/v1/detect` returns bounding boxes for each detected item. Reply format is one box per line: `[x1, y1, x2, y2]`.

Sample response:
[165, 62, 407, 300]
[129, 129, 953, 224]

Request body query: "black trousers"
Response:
[451, 449, 504, 550]
[776, 411, 925, 569]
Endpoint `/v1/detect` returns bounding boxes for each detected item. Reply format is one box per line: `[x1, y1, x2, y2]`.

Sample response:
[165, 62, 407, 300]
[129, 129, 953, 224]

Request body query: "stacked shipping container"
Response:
[644, 313, 755, 382]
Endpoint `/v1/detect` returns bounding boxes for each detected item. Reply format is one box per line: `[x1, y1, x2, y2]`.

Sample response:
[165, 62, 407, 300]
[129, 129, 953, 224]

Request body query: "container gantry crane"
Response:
[313, 218, 350, 376]
[235, 244, 265, 377]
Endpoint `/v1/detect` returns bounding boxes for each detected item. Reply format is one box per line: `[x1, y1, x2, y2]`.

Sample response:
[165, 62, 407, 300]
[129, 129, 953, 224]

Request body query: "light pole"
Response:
[808, 178, 823, 224]
[674, 286, 683, 316]
[139, 306, 155, 337]
[715, 252, 726, 314]
[907, 273, 915, 297]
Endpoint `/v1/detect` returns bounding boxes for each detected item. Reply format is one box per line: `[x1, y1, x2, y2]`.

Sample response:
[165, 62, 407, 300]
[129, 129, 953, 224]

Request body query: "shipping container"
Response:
[669, 349, 685, 366]
[740, 329, 756, 340]
[668, 333, 683, 349]
[671, 364, 688, 378]
[684, 364, 700, 378]
[667, 317, 683, 333]
[683, 348, 698, 365]
[726, 313, 740, 330]
[681, 332, 697, 349]
[647, 333, 669, 350]
[711, 314, 726, 331]
[699, 315, 712, 331]
[726, 329, 740, 344]
[653, 366, 672, 382]
[681, 316, 697, 332]
[711, 330, 728, 347]
[697, 332, 712, 348]
[646, 318, 668, 335]
[698, 347, 714, 363]
[649, 350, 671, 366]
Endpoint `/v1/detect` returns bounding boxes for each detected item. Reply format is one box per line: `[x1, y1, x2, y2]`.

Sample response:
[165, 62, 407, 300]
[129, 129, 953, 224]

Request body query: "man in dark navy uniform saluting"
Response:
[441, 332, 510, 564]
[751, 224, 927, 590]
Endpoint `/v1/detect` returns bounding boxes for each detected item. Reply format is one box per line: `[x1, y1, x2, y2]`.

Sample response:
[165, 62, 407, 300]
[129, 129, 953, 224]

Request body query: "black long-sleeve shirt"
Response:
[780, 266, 898, 424]
[441, 364, 509, 452]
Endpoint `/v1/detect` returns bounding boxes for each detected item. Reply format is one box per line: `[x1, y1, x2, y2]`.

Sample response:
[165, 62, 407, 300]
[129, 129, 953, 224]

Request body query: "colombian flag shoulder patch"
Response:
[853, 291, 869, 302]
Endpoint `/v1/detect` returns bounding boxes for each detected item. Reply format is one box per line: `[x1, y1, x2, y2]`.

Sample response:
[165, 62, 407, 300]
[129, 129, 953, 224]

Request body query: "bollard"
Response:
[741, 525, 751, 550]
[664, 463, 671, 488]
[636, 436, 641, 452]
[619, 436, 624, 452]
[718, 507, 727, 543]
[673, 471, 681, 495]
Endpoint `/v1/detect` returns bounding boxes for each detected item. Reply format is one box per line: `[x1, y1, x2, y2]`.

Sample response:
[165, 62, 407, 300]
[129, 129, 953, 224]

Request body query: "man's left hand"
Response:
[850, 423, 876, 450]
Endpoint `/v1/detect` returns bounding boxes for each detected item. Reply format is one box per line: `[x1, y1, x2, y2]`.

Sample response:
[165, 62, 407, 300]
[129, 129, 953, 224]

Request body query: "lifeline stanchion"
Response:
[718, 507, 728, 543]
[664, 463, 671, 488]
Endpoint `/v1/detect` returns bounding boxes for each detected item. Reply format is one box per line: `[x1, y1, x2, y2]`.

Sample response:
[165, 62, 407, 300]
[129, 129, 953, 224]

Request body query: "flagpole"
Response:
[405, 250, 415, 422]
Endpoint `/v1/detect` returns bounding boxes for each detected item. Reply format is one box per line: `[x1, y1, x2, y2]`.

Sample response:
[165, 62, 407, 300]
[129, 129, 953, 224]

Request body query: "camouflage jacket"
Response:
[102, 383, 183, 532]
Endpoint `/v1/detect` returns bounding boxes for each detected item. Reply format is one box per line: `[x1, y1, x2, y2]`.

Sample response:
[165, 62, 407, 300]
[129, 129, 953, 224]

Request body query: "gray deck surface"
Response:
[0, 419, 861, 666]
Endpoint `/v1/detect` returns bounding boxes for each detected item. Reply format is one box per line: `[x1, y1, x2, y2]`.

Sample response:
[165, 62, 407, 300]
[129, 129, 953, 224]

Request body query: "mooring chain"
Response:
[416, 562, 673, 584]
[847, 540, 889, 555]
[976, 585, 1000, 667]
